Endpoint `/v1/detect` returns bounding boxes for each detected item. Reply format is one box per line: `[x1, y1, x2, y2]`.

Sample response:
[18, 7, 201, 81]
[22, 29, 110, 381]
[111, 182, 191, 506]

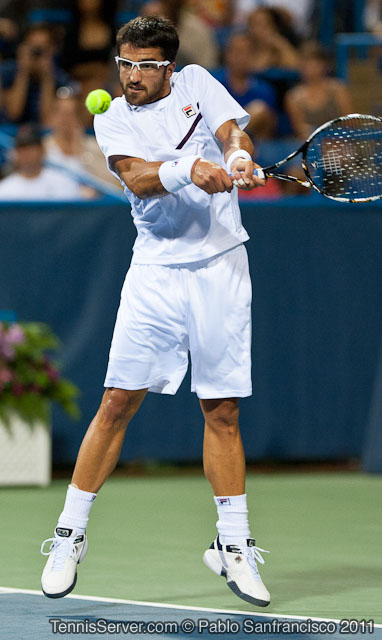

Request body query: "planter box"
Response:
[0, 413, 51, 486]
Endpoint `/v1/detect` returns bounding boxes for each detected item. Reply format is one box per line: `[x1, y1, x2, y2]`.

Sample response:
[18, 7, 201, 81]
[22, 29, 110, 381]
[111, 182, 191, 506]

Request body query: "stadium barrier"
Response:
[0, 199, 381, 469]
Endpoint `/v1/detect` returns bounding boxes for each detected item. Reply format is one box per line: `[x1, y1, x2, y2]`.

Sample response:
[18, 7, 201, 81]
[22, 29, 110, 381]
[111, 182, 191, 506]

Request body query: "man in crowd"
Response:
[0, 123, 84, 200]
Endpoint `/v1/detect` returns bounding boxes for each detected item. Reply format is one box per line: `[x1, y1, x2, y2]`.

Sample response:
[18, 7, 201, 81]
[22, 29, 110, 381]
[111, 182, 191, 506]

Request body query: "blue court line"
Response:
[0, 588, 380, 640]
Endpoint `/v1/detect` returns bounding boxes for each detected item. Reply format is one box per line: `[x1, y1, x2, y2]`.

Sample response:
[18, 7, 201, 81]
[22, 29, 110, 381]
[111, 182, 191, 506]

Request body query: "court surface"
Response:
[1, 588, 381, 639]
[1, 472, 381, 638]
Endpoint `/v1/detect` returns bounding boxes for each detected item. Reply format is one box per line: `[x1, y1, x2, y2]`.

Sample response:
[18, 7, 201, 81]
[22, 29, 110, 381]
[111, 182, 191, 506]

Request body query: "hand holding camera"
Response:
[17, 42, 54, 78]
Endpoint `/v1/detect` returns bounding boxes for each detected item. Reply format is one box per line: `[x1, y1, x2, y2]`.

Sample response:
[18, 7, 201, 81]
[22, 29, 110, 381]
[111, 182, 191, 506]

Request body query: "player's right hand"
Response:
[191, 158, 233, 194]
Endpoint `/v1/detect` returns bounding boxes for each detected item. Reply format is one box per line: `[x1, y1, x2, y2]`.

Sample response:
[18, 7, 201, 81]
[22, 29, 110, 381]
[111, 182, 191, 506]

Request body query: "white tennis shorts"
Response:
[104, 243, 252, 399]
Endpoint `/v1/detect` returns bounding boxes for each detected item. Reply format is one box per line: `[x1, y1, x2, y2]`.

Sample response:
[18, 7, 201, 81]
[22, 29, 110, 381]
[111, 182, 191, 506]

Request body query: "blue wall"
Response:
[1, 199, 382, 466]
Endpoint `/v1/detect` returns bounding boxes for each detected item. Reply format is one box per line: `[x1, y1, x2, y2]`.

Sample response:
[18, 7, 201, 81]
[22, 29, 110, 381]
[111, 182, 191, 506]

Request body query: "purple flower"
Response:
[0, 324, 25, 360]
[7, 325, 25, 345]
[11, 382, 24, 396]
[0, 343, 14, 360]
[44, 358, 60, 382]
[47, 367, 60, 382]
[0, 369, 13, 383]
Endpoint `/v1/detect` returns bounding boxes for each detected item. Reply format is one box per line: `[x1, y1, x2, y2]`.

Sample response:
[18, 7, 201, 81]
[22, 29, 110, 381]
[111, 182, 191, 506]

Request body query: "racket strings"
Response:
[304, 116, 382, 201]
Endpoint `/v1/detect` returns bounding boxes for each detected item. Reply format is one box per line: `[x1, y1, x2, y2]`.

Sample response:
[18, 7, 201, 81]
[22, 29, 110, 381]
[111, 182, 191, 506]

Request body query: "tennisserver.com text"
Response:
[49, 617, 375, 635]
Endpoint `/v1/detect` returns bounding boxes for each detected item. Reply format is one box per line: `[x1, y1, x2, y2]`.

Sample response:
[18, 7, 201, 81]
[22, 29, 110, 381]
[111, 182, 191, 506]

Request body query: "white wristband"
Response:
[158, 155, 201, 193]
[226, 149, 252, 174]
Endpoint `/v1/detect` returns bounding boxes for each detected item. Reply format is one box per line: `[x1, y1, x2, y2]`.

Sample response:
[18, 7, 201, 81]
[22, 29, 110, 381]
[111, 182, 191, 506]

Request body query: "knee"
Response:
[202, 399, 239, 434]
[99, 388, 143, 427]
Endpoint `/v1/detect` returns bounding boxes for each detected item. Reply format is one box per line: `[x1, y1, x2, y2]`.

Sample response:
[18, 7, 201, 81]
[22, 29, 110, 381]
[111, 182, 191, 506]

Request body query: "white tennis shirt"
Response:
[94, 64, 250, 264]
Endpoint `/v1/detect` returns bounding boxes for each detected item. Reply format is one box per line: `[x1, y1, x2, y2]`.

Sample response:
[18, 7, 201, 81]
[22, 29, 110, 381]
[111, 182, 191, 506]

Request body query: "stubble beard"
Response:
[122, 82, 147, 105]
[121, 70, 168, 106]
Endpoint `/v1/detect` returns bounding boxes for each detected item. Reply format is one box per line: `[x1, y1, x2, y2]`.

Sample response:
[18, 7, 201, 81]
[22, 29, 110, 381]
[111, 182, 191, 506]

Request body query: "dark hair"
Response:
[74, 0, 118, 25]
[116, 16, 179, 61]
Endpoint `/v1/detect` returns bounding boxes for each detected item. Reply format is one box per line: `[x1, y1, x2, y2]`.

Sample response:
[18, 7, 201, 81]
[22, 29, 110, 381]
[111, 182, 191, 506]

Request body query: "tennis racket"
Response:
[250, 114, 382, 203]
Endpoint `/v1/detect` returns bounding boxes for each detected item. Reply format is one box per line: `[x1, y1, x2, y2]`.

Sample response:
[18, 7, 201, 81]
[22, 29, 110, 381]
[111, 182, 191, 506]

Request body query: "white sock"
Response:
[57, 484, 97, 534]
[214, 493, 251, 547]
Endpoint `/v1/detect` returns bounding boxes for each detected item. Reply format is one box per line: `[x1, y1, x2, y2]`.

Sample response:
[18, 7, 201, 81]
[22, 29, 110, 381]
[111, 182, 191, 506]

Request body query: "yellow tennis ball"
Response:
[85, 89, 112, 115]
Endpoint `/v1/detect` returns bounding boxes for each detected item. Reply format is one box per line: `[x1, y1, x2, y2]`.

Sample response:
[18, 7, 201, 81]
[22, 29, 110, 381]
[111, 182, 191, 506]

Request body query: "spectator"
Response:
[188, 0, 234, 28]
[141, 0, 219, 68]
[44, 94, 120, 188]
[246, 6, 300, 71]
[1, 24, 73, 125]
[0, 123, 87, 200]
[0, 17, 19, 60]
[214, 32, 277, 138]
[235, 0, 313, 37]
[61, 0, 117, 99]
[0, 0, 29, 58]
[365, 0, 382, 32]
[284, 42, 353, 140]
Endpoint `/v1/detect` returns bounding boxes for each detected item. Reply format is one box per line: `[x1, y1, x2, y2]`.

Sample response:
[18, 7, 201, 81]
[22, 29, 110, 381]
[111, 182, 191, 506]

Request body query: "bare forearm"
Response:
[272, 35, 299, 68]
[4, 72, 29, 120]
[215, 119, 265, 189]
[119, 160, 166, 199]
[112, 154, 235, 198]
[223, 128, 254, 164]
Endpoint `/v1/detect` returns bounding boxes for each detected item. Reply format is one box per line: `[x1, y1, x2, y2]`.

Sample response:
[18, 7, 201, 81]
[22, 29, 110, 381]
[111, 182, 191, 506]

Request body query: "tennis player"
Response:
[40, 16, 270, 607]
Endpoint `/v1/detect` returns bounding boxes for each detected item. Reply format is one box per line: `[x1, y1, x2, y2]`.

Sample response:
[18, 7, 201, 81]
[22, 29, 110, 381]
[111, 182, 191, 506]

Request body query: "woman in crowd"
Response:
[214, 31, 277, 139]
[284, 41, 353, 140]
[44, 94, 120, 189]
[61, 0, 117, 99]
[247, 6, 300, 72]
[140, 0, 219, 68]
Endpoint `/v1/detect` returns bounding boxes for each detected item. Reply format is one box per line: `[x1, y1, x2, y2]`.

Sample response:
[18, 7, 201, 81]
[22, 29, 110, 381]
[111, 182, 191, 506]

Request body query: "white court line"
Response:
[0, 586, 381, 628]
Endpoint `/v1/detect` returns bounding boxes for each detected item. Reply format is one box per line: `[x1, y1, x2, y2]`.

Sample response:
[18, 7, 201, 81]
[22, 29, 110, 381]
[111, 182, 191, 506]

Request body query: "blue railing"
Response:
[319, 0, 366, 47]
[336, 32, 382, 80]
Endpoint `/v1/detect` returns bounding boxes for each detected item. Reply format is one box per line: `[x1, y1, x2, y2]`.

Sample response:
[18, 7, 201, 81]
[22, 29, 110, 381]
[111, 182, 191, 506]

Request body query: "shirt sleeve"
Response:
[184, 65, 250, 135]
[93, 102, 146, 176]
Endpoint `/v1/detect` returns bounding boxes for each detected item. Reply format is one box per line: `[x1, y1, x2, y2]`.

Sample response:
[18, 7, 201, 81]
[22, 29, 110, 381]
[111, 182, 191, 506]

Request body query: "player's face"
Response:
[118, 44, 175, 106]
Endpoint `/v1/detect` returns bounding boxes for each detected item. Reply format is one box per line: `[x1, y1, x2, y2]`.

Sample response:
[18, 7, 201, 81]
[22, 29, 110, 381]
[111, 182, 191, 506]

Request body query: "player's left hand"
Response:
[230, 158, 266, 190]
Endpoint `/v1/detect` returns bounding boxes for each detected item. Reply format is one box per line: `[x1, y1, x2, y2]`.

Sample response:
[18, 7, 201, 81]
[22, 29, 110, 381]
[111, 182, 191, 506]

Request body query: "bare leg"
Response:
[71, 387, 147, 493]
[201, 398, 270, 607]
[201, 398, 246, 496]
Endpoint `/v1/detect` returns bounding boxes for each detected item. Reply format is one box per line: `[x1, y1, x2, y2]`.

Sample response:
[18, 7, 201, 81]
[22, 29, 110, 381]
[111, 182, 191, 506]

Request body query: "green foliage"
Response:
[0, 322, 80, 425]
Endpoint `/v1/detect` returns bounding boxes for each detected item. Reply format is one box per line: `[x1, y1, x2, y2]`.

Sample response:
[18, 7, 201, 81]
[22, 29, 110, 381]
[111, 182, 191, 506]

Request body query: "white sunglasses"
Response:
[114, 56, 171, 73]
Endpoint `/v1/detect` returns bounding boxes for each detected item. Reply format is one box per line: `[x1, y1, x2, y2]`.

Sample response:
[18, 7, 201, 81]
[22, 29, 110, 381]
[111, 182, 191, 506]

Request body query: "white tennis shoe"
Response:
[40, 527, 88, 598]
[203, 536, 270, 607]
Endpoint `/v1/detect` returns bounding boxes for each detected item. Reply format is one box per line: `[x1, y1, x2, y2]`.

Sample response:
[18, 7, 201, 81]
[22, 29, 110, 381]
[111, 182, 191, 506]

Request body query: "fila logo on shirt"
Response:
[182, 104, 196, 118]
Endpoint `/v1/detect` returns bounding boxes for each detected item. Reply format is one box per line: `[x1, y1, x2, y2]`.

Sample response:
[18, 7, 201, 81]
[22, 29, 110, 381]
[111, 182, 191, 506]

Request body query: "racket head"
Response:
[301, 114, 382, 202]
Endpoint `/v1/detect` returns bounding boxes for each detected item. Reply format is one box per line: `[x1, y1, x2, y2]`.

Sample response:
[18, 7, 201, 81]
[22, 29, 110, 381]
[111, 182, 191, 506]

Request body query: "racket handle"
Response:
[230, 167, 266, 187]
[253, 168, 265, 180]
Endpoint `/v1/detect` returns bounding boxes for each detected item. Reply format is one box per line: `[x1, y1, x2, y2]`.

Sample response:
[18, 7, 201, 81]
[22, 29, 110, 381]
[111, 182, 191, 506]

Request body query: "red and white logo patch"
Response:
[182, 104, 196, 118]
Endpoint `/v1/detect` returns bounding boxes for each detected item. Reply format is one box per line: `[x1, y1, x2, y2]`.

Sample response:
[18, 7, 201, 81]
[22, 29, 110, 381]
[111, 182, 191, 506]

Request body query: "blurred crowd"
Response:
[0, 0, 376, 200]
